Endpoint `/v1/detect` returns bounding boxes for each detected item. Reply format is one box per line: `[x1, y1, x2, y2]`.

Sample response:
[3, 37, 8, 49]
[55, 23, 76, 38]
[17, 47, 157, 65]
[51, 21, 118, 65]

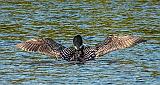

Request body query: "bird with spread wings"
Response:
[16, 35, 145, 63]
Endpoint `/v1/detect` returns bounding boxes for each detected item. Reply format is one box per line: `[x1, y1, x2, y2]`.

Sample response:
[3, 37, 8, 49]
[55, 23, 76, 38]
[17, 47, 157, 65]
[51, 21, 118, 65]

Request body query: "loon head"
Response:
[73, 35, 84, 50]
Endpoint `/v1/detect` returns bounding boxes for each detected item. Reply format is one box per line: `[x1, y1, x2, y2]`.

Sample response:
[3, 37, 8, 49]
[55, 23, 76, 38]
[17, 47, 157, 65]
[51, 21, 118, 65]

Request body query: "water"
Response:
[0, 0, 160, 85]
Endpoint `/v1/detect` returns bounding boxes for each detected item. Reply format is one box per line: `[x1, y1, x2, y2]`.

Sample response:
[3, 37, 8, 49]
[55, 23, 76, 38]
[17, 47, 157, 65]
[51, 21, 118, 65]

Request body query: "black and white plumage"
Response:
[16, 35, 145, 64]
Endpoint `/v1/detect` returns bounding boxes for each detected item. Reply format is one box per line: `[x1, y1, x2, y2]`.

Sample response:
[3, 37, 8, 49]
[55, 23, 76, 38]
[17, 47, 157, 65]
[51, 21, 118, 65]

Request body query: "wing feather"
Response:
[96, 35, 146, 57]
[16, 38, 65, 57]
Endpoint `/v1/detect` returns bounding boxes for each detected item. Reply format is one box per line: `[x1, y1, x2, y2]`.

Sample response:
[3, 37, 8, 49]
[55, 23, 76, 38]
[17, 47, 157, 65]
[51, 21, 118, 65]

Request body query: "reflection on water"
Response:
[0, 0, 160, 85]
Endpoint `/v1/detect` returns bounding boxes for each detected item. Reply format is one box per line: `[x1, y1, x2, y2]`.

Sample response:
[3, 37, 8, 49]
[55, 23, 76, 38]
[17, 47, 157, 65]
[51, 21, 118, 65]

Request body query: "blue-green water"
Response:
[0, 0, 160, 85]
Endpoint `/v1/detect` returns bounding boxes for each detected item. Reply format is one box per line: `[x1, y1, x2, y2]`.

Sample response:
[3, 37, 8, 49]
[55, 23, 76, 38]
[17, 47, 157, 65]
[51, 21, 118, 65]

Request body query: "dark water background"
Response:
[0, 0, 160, 85]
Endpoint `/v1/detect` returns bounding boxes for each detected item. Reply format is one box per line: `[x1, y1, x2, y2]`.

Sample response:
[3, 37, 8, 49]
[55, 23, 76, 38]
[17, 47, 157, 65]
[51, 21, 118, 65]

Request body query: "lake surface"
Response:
[0, 0, 160, 85]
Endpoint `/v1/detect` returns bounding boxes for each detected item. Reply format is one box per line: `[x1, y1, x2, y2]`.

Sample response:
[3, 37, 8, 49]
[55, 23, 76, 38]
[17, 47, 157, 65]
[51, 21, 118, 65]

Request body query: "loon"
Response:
[16, 35, 145, 64]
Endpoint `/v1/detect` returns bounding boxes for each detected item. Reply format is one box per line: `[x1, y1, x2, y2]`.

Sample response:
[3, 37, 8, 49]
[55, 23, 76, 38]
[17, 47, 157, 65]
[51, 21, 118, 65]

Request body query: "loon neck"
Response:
[75, 45, 85, 64]
[75, 45, 84, 51]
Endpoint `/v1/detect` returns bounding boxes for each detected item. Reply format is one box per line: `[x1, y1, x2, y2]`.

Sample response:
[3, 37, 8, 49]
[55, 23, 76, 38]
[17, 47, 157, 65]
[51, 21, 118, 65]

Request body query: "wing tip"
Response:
[16, 43, 28, 51]
[16, 43, 23, 49]
[133, 36, 147, 44]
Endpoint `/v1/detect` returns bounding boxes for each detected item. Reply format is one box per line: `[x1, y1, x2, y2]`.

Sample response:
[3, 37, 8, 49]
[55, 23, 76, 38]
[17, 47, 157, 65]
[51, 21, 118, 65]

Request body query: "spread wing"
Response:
[16, 38, 65, 57]
[95, 35, 146, 57]
[60, 47, 75, 61]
